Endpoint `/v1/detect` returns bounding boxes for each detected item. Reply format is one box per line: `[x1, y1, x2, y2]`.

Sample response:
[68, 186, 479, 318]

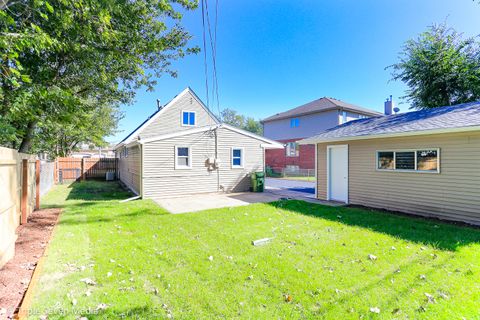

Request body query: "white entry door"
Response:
[328, 145, 348, 203]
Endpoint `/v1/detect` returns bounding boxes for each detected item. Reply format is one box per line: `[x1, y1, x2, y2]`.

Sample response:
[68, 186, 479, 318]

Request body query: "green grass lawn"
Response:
[29, 181, 480, 319]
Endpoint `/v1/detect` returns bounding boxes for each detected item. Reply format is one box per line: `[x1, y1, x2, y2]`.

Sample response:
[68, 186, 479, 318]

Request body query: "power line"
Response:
[200, 0, 210, 109]
[203, 0, 221, 117]
[214, 0, 220, 116]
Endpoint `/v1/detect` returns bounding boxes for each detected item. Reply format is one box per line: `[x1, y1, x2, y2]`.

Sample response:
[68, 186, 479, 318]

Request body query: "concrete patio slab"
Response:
[153, 189, 344, 214]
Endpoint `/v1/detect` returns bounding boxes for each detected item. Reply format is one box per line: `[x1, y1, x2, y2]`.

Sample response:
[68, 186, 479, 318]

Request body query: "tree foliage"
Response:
[220, 108, 263, 135]
[389, 24, 480, 109]
[0, 0, 198, 155]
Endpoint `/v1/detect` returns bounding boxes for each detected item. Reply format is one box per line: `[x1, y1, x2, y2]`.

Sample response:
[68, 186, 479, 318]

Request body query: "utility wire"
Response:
[214, 0, 220, 117]
[201, 0, 210, 110]
[203, 0, 221, 117]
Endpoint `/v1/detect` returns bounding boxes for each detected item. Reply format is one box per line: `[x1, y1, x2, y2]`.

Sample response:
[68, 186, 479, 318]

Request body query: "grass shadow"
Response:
[269, 200, 480, 251]
[58, 207, 166, 226]
[66, 180, 133, 201]
[41, 305, 166, 319]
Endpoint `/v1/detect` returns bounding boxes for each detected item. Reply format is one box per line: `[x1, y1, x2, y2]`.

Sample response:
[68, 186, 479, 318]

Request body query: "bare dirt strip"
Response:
[0, 208, 61, 320]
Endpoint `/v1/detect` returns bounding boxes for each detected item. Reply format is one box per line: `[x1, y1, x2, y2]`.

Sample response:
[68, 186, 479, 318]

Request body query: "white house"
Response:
[114, 87, 283, 198]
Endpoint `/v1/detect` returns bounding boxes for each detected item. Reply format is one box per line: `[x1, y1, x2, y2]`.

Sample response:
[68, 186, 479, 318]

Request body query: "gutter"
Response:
[261, 107, 383, 123]
[299, 125, 480, 145]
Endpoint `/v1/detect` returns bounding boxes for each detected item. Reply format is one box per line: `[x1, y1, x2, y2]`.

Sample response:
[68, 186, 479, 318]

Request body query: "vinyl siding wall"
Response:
[316, 131, 480, 225]
[118, 145, 141, 195]
[217, 127, 264, 192]
[138, 91, 217, 140]
[263, 110, 339, 141]
[339, 111, 368, 124]
[143, 131, 218, 198]
[142, 127, 266, 198]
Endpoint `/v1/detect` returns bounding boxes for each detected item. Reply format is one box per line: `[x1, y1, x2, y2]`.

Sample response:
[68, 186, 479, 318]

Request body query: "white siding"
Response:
[137, 91, 218, 140]
[143, 131, 218, 198]
[339, 111, 367, 124]
[118, 145, 141, 195]
[217, 128, 264, 192]
[142, 127, 267, 198]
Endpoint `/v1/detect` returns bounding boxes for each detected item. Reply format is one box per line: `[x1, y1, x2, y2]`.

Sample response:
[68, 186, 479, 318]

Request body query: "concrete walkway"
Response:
[153, 189, 343, 214]
[154, 192, 282, 214]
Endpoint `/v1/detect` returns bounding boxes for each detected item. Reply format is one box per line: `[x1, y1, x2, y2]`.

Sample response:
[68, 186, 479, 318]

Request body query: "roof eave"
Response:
[299, 125, 480, 145]
[261, 107, 382, 123]
[219, 123, 284, 148]
[139, 125, 220, 144]
[120, 87, 220, 145]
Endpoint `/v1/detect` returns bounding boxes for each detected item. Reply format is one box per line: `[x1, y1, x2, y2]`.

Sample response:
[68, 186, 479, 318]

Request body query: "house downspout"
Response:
[140, 143, 144, 198]
[314, 143, 318, 199]
[262, 147, 266, 175]
[215, 128, 220, 192]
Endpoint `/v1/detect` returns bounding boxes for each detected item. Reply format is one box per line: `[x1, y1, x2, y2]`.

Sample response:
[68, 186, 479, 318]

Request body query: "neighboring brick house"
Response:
[261, 97, 382, 171]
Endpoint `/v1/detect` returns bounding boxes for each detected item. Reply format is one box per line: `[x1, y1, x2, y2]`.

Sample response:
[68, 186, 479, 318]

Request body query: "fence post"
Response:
[81, 158, 86, 181]
[35, 159, 40, 210]
[21, 159, 28, 224]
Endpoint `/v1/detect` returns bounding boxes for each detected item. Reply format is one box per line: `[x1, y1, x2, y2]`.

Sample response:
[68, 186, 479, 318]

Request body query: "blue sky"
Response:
[109, 0, 480, 143]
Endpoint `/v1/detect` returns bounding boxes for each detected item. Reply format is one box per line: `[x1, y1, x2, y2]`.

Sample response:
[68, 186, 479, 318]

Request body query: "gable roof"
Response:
[299, 101, 480, 144]
[116, 87, 220, 148]
[138, 123, 284, 149]
[261, 97, 382, 123]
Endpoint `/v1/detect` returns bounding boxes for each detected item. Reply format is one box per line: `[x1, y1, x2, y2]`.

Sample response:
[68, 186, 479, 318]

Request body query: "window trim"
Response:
[231, 147, 244, 169]
[285, 142, 299, 157]
[181, 110, 196, 127]
[375, 148, 440, 173]
[175, 146, 192, 169]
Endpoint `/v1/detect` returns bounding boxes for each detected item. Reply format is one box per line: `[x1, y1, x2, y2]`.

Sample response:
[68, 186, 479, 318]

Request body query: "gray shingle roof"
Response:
[300, 101, 480, 143]
[261, 97, 382, 122]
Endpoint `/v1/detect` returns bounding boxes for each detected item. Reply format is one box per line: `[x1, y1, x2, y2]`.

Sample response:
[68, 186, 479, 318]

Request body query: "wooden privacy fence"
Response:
[55, 157, 118, 182]
[0, 147, 40, 268]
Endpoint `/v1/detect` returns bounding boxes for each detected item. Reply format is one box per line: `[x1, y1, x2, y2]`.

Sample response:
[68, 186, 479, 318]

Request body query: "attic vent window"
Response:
[182, 111, 196, 126]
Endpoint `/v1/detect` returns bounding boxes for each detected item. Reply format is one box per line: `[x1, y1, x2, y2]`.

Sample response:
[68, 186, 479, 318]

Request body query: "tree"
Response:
[243, 117, 263, 135]
[389, 23, 480, 109]
[219, 108, 245, 128]
[32, 103, 121, 157]
[220, 108, 263, 135]
[0, 0, 198, 153]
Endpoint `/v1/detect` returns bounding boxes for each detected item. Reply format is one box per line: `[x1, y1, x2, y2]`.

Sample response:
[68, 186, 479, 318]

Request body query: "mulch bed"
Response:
[0, 208, 61, 320]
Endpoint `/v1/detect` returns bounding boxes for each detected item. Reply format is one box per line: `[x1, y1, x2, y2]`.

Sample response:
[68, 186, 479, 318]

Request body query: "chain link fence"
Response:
[266, 166, 315, 181]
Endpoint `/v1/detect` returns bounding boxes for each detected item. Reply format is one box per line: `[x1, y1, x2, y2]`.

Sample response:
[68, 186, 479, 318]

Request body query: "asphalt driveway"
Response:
[266, 177, 315, 194]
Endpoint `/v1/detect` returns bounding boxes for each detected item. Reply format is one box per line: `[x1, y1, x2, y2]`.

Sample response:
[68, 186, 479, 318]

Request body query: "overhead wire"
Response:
[204, 0, 221, 117]
[200, 0, 210, 110]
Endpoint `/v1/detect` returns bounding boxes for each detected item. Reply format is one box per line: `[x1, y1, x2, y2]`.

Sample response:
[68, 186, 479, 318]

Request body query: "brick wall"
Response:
[265, 138, 315, 170]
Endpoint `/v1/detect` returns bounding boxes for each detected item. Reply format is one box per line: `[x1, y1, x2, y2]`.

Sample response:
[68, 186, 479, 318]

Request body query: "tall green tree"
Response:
[389, 24, 480, 109]
[33, 103, 122, 157]
[0, 0, 198, 154]
[220, 108, 263, 135]
[220, 108, 245, 128]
